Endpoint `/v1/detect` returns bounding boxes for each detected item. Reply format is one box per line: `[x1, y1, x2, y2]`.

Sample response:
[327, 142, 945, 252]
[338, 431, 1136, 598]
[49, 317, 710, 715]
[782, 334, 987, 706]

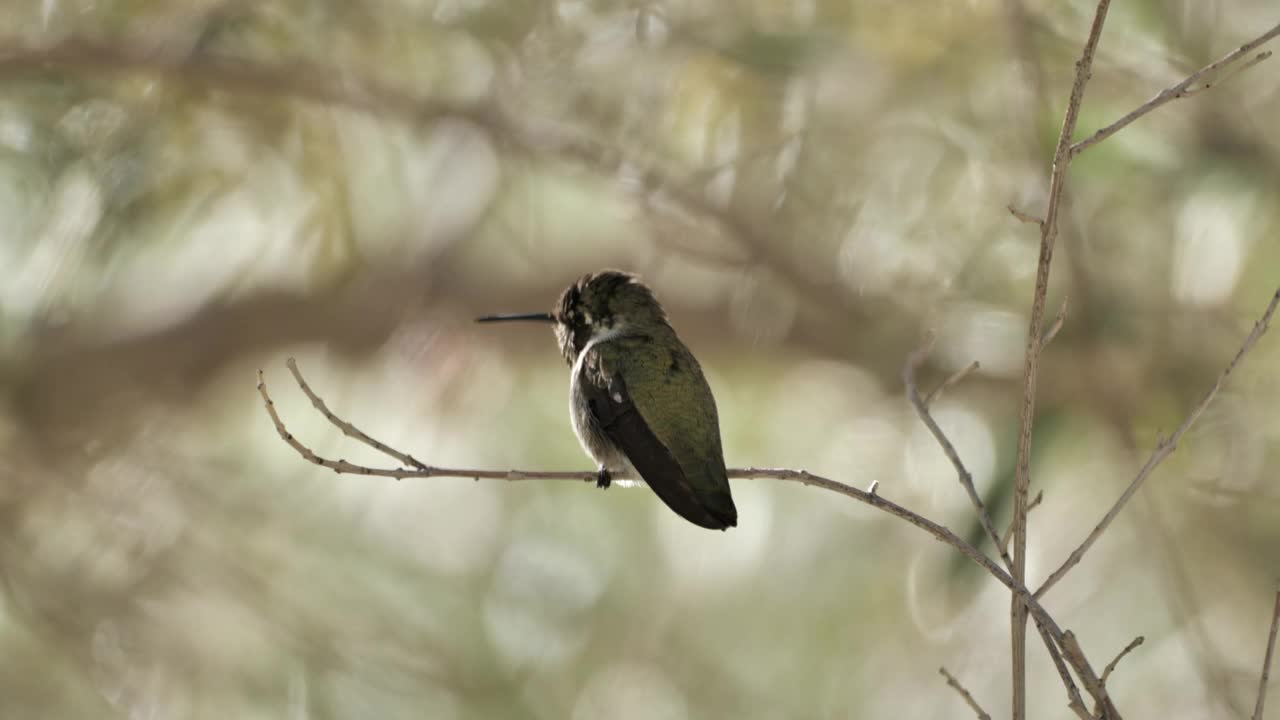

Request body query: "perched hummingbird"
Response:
[477, 270, 738, 530]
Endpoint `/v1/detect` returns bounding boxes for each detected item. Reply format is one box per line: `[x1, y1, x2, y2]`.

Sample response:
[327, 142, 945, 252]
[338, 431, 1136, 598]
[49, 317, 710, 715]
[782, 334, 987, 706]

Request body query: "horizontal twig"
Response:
[1008, 204, 1045, 227]
[257, 358, 1105, 701]
[1061, 630, 1116, 719]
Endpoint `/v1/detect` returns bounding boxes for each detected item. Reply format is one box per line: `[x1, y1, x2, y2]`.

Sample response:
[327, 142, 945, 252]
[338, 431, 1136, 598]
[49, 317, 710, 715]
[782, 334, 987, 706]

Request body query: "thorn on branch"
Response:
[1008, 204, 1045, 227]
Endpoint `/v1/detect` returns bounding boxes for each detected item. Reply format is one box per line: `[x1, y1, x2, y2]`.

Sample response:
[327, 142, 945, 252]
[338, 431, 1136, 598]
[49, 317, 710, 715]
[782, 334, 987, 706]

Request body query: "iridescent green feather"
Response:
[595, 332, 735, 518]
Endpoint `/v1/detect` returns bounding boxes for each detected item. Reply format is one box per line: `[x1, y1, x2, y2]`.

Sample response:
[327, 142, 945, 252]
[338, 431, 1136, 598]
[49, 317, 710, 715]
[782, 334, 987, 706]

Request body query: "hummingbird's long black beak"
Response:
[475, 312, 556, 323]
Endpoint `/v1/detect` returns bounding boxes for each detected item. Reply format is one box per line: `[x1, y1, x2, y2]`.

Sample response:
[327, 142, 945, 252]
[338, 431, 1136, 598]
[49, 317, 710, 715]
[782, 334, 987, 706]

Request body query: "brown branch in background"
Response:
[1255, 584, 1280, 720]
[1070, 22, 1280, 157]
[940, 667, 993, 720]
[0, 38, 466, 121]
[1010, 3, 1113, 717]
[1035, 288, 1280, 599]
[1101, 636, 1145, 685]
[905, 342, 1117, 715]
[924, 360, 981, 407]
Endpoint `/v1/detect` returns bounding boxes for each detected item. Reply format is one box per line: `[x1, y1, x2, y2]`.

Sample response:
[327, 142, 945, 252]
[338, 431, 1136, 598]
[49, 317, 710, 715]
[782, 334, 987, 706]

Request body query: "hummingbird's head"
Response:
[476, 270, 669, 364]
[552, 270, 667, 362]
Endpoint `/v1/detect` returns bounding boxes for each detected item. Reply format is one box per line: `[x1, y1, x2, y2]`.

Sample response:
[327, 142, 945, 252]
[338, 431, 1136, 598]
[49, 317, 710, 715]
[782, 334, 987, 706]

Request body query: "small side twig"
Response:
[905, 337, 1012, 571]
[1000, 490, 1043, 554]
[1181, 51, 1272, 97]
[1101, 636, 1145, 685]
[1062, 630, 1122, 719]
[1008, 204, 1045, 227]
[940, 667, 992, 720]
[1041, 295, 1070, 347]
[257, 368, 598, 482]
[1070, 22, 1280, 157]
[284, 358, 427, 471]
[1254, 583, 1280, 720]
[1036, 288, 1280, 599]
[924, 360, 982, 407]
[1037, 620, 1094, 720]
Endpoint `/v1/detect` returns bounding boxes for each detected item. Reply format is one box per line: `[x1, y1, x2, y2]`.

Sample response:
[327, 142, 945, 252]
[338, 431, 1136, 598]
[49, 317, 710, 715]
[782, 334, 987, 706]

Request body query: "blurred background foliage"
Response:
[1, 0, 1278, 717]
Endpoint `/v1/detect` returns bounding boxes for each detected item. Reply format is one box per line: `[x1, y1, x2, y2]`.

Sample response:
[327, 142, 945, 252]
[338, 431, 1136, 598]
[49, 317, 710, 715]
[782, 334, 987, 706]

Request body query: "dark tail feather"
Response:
[700, 489, 737, 529]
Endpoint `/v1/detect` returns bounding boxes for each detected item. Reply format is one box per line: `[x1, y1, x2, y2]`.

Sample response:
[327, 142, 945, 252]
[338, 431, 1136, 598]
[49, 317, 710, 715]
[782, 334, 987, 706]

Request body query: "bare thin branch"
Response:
[1255, 584, 1280, 720]
[261, 358, 1119, 713]
[1071, 22, 1280, 157]
[940, 667, 992, 720]
[905, 339, 1012, 571]
[1036, 288, 1280, 599]
[284, 359, 427, 471]
[1011, 4, 1113, 717]
[902, 341, 1115, 715]
[1181, 51, 1272, 97]
[1036, 619, 1094, 720]
[1101, 636, 1145, 685]
[258, 369, 596, 482]
[924, 360, 982, 407]
[1061, 631, 1122, 719]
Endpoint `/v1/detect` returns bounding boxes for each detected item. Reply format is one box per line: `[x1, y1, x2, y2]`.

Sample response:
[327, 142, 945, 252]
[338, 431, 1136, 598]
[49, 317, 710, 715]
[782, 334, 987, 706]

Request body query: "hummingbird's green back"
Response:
[592, 331, 736, 526]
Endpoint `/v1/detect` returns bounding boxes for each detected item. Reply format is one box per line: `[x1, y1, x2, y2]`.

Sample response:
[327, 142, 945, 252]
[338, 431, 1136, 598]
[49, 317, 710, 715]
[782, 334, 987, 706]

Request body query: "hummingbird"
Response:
[477, 270, 738, 530]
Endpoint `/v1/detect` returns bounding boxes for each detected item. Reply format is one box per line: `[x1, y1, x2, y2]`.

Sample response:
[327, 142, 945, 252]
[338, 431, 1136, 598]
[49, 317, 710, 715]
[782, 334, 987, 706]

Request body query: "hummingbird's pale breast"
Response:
[568, 322, 630, 472]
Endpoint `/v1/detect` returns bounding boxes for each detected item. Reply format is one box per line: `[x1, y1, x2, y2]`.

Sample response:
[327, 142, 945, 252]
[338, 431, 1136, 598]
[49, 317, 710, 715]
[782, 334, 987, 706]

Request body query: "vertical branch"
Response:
[1254, 584, 1280, 720]
[1010, 3, 1112, 717]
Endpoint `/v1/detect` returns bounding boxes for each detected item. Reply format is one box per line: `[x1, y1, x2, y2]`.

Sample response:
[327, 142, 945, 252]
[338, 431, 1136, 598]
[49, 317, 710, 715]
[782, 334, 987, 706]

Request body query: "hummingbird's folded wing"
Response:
[581, 340, 737, 529]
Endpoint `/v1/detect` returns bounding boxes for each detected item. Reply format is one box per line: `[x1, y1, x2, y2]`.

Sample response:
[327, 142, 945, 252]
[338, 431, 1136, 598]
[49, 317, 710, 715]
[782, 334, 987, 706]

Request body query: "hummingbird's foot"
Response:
[595, 467, 612, 489]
